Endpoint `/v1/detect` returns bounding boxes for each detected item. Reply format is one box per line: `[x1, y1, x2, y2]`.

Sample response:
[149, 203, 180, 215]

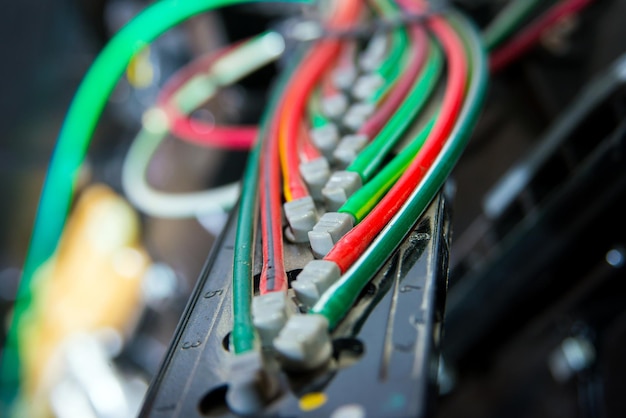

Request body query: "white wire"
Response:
[122, 112, 240, 218]
[121, 31, 286, 218]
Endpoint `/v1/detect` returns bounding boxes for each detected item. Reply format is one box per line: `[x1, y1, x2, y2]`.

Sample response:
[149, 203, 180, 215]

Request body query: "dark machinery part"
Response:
[140, 192, 450, 418]
[440, 53, 626, 418]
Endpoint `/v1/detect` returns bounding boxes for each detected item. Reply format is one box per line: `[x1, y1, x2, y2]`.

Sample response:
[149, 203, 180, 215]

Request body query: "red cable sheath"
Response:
[279, 0, 362, 201]
[325, 14, 468, 273]
[358, 11, 429, 138]
[490, 0, 594, 73]
[261, 1, 361, 293]
[321, 59, 340, 98]
[260, 100, 288, 294]
[299, 122, 322, 163]
[169, 117, 258, 150]
[157, 44, 258, 150]
[280, 45, 336, 200]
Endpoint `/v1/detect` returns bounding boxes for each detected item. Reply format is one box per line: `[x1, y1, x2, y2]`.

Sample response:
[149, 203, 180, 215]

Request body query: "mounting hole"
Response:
[286, 269, 303, 285]
[333, 337, 365, 369]
[198, 384, 229, 416]
[222, 332, 231, 352]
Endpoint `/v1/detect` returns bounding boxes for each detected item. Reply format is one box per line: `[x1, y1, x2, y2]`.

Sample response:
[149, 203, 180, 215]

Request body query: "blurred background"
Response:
[1, 1, 284, 416]
[1, 0, 626, 417]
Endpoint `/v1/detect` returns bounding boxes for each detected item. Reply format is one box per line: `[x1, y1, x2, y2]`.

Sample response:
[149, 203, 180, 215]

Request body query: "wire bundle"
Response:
[4, 0, 602, 412]
[6, 0, 556, 407]
[232, 0, 489, 374]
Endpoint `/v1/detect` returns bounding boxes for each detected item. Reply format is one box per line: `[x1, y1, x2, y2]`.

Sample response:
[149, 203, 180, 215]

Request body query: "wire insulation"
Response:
[122, 32, 286, 218]
[313, 11, 488, 330]
[358, 3, 429, 138]
[156, 44, 258, 150]
[368, 0, 410, 104]
[4, 0, 313, 394]
[325, 11, 469, 274]
[340, 117, 436, 222]
[260, 94, 289, 294]
[279, 0, 362, 202]
[490, 0, 594, 72]
[348, 38, 443, 182]
[483, 0, 543, 51]
[122, 117, 240, 218]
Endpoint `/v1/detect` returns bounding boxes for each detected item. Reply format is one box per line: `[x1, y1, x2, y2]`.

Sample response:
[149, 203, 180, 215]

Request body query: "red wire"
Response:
[157, 44, 258, 150]
[259, 100, 288, 294]
[490, 0, 594, 73]
[260, 1, 361, 293]
[299, 122, 322, 163]
[325, 14, 468, 273]
[169, 116, 257, 150]
[321, 59, 340, 98]
[279, 0, 362, 202]
[279, 45, 336, 201]
[358, 11, 429, 138]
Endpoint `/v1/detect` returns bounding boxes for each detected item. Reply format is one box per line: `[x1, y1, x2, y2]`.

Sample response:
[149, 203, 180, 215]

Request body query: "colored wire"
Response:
[307, 88, 330, 128]
[159, 31, 284, 149]
[155, 44, 257, 150]
[260, 102, 288, 294]
[325, 11, 468, 274]
[279, 0, 362, 202]
[261, 1, 361, 294]
[122, 115, 240, 218]
[349, 38, 443, 182]
[490, 0, 594, 73]
[483, 0, 544, 51]
[368, 0, 410, 104]
[340, 116, 436, 222]
[299, 122, 323, 163]
[231, 15, 313, 354]
[306, 41, 356, 129]
[122, 33, 285, 218]
[313, 11, 488, 330]
[358, 12, 429, 139]
[2, 0, 312, 391]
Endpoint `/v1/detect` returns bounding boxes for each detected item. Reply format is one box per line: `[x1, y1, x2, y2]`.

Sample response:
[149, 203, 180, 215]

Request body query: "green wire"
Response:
[348, 39, 443, 182]
[369, 0, 410, 103]
[2, 0, 311, 406]
[483, 0, 544, 51]
[232, 46, 308, 354]
[312, 11, 489, 330]
[340, 117, 436, 222]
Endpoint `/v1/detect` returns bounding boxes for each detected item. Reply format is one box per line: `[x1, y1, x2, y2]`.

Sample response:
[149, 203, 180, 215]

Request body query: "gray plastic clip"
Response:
[322, 171, 362, 211]
[308, 212, 354, 258]
[284, 196, 318, 243]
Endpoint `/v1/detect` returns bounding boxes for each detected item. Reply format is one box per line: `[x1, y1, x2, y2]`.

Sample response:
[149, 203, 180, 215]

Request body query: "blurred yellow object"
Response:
[126, 47, 155, 88]
[17, 185, 150, 414]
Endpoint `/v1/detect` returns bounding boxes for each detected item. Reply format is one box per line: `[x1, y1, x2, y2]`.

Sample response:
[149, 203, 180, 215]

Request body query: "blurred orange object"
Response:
[17, 185, 150, 414]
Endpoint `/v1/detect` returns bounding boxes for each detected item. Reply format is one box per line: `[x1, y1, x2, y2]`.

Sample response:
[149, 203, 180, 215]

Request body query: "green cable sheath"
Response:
[232, 46, 307, 354]
[340, 117, 436, 222]
[483, 0, 544, 51]
[369, 0, 410, 103]
[2, 0, 311, 403]
[312, 12, 489, 330]
[348, 39, 443, 182]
